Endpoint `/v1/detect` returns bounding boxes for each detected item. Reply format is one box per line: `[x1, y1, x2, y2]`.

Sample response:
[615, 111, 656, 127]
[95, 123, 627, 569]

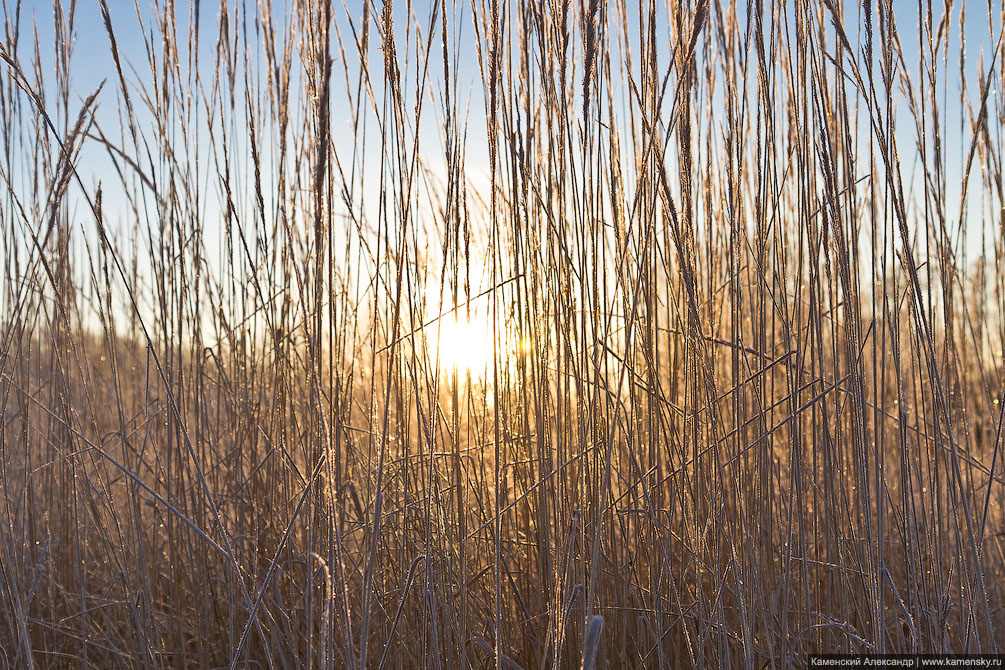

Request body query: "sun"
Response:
[431, 312, 494, 375]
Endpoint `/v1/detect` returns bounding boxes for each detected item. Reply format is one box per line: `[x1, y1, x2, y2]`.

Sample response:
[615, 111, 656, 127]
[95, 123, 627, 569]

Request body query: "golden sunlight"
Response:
[430, 312, 494, 375]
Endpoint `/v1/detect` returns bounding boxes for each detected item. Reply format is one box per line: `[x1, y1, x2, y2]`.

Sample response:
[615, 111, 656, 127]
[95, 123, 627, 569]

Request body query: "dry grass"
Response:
[1, 0, 1004, 667]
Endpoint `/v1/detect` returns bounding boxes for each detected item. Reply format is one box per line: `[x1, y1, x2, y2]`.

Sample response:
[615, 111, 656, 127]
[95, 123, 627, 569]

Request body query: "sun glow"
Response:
[431, 312, 494, 375]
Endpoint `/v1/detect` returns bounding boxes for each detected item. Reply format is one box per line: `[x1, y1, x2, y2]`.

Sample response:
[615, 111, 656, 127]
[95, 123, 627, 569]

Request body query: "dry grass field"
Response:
[1, 0, 1004, 667]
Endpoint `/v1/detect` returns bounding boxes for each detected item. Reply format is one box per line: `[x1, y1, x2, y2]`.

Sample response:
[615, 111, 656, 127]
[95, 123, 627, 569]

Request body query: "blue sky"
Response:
[7, 0, 1003, 318]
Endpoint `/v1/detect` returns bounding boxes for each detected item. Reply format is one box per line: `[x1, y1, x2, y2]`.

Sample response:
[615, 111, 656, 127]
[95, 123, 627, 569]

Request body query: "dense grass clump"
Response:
[1, 0, 1004, 667]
